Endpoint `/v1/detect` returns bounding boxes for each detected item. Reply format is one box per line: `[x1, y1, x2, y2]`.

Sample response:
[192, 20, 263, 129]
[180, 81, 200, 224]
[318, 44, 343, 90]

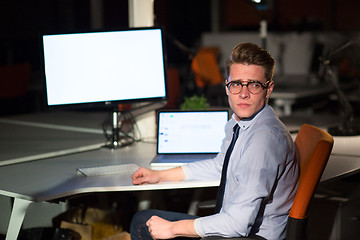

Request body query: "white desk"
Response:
[1, 111, 360, 240]
[321, 135, 360, 182]
[0, 111, 106, 166]
[0, 142, 220, 202]
[0, 142, 219, 240]
[0, 111, 220, 240]
[1, 140, 359, 240]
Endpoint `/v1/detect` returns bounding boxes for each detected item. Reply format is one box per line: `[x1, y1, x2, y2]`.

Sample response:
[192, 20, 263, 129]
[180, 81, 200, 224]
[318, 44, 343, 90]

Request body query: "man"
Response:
[130, 42, 299, 240]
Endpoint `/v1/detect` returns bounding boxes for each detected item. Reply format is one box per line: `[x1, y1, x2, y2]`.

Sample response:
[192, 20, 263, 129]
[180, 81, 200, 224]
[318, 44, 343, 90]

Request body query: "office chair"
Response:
[285, 124, 333, 240]
[191, 47, 226, 106]
[199, 124, 334, 240]
[191, 47, 223, 88]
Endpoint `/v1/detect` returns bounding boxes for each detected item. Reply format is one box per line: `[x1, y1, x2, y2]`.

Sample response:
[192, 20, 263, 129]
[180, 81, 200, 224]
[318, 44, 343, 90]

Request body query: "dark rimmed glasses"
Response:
[226, 80, 271, 95]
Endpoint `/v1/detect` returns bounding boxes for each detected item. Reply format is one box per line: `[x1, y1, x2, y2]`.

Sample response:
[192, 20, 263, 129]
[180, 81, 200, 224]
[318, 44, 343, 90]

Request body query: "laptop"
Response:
[150, 109, 229, 169]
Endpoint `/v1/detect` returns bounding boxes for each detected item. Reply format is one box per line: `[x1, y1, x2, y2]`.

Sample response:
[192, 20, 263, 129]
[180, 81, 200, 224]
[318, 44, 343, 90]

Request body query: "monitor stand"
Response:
[103, 109, 134, 149]
[102, 101, 167, 149]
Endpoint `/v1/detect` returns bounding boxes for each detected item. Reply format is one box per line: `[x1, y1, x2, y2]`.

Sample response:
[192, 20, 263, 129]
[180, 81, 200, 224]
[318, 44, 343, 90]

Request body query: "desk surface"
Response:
[0, 138, 358, 203]
[322, 154, 360, 183]
[2, 110, 359, 240]
[0, 141, 219, 202]
[322, 135, 360, 182]
[0, 110, 359, 203]
[0, 110, 108, 130]
[0, 111, 107, 166]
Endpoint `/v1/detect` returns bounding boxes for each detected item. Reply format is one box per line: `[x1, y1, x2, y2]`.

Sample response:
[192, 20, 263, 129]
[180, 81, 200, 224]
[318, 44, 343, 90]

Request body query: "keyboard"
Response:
[77, 163, 140, 177]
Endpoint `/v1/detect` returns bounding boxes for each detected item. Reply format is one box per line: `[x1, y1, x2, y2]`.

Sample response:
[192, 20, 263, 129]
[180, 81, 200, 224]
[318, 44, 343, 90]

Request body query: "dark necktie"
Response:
[214, 123, 240, 213]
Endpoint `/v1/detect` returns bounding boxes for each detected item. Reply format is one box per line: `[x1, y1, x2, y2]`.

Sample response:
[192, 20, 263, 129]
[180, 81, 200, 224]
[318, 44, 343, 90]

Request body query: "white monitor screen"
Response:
[41, 27, 167, 108]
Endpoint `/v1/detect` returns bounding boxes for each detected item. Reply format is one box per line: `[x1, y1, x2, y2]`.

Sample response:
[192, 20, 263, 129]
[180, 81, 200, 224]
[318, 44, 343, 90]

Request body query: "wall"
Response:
[201, 31, 345, 76]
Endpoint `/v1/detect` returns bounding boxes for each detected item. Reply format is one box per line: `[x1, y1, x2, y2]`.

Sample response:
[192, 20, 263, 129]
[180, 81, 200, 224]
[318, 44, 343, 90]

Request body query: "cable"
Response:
[102, 109, 142, 148]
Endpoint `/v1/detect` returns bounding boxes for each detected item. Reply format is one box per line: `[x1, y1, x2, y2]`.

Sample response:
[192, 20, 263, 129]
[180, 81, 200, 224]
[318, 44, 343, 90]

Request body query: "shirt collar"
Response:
[232, 104, 268, 131]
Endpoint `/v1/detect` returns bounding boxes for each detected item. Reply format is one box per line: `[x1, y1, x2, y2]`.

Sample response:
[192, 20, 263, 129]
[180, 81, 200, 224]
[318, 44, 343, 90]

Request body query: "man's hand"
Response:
[146, 216, 176, 239]
[131, 167, 161, 185]
[146, 216, 198, 239]
[131, 166, 186, 185]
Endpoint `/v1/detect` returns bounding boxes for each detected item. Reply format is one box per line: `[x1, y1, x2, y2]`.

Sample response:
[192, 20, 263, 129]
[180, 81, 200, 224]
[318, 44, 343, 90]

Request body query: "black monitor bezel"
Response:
[39, 26, 168, 111]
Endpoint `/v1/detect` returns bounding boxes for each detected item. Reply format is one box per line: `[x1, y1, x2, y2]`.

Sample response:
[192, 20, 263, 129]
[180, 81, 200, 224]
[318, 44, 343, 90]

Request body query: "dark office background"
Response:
[1, 0, 360, 115]
[1, 1, 360, 237]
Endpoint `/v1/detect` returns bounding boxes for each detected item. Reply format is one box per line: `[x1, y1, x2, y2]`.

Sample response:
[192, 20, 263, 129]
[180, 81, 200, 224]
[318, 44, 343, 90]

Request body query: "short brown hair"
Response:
[225, 42, 275, 82]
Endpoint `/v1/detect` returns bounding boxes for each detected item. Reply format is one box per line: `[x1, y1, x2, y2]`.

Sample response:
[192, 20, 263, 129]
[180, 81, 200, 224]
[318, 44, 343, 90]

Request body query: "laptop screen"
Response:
[157, 110, 229, 154]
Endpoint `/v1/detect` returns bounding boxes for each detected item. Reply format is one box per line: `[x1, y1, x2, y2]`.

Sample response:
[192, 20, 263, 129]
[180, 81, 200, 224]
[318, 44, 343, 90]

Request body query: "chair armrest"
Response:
[201, 236, 266, 240]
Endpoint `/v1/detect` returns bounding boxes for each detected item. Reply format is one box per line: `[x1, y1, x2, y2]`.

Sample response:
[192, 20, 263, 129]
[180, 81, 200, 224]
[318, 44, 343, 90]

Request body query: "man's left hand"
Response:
[146, 215, 176, 239]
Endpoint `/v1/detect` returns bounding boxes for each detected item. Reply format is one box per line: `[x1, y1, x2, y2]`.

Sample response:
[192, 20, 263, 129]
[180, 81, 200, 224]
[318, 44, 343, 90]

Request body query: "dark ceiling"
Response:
[1, 0, 359, 67]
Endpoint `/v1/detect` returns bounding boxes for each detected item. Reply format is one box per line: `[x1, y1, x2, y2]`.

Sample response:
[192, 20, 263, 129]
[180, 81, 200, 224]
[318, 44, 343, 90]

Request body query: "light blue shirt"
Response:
[182, 105, 299, 240]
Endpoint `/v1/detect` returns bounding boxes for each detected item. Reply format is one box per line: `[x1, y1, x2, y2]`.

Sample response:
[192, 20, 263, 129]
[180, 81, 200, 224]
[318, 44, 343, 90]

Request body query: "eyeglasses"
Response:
[226, 80, 271, 95]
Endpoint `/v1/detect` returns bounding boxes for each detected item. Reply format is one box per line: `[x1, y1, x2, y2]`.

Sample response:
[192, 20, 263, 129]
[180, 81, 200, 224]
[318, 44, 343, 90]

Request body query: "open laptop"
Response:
[150, 109, 229, 169]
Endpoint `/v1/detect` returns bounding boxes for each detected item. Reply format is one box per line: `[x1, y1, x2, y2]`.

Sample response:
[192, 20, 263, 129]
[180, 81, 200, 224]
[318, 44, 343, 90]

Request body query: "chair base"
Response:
[286, 217, 308, 240]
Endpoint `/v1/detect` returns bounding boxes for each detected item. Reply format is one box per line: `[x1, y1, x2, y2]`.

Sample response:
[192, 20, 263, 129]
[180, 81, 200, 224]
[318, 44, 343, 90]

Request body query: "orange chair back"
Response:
[286, 124, 334, 240]
[191, 47, 223, 88]
[290, 124, 334, 219]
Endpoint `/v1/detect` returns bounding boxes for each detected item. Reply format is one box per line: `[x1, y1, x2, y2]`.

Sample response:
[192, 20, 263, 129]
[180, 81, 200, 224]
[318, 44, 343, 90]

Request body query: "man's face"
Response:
[225, 63, 274, 121]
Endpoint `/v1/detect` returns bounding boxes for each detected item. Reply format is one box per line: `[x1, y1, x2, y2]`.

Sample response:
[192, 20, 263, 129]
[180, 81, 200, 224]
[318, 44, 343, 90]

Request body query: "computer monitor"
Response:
[40, 26, 168, 148]
[41, 26, 167, 109]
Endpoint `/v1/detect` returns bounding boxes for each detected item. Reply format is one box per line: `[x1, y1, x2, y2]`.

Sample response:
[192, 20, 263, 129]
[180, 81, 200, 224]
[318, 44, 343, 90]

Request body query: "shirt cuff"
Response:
[181, 165, 190, 180]
[194, 218, 206, 238]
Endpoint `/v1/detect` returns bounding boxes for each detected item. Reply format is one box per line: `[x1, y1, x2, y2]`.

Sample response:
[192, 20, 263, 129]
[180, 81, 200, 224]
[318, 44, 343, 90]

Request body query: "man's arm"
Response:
[146, 216, 199, 239]
[132, 166, 185, 185]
